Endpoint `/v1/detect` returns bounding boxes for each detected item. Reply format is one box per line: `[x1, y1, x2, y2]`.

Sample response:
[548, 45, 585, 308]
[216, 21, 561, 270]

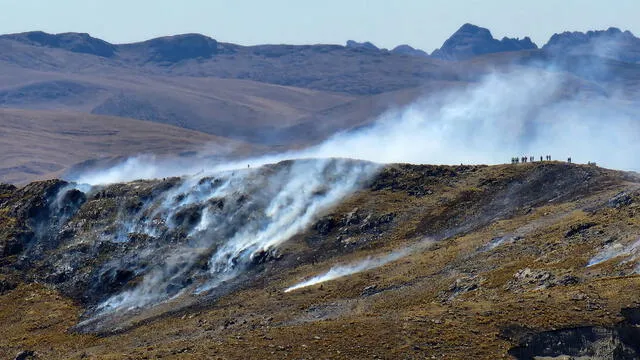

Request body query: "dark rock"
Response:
[508, 313, 640, 359]
[57, 188, 87, 216]
[558, 275, 580, 286]
[236, 193, 248, 205]
[449, 276, 480, 294]
[565, 222, 596, 238]
[0, 277, 17, 294]
[172, 204, 203, 228]
[431, 23, 537, 61]
[207, 198, 225, 210]
[89, 267, 136, 298]
[314, 216, 336, 235]
[14, 350, 35, 360]
[361, 285, 379, 296]
[1, 232, 28, 257]
[344, 209, 362, 226]
[621, 307, 640, 325]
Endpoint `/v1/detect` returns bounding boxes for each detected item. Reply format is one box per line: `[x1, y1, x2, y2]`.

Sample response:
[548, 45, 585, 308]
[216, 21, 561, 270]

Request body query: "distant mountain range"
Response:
[1, 23, 640, 183]
[2, 23, 639, 64]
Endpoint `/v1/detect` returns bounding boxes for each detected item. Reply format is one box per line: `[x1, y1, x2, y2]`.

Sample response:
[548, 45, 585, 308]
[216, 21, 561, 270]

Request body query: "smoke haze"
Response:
[66, 53, 640, 319]
[73, 66, 640, 187]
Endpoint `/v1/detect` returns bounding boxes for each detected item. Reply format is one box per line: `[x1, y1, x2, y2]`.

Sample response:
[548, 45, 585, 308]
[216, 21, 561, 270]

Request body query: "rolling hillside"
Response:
[0, 108, 255, 184]
[1, 24, 640, 185]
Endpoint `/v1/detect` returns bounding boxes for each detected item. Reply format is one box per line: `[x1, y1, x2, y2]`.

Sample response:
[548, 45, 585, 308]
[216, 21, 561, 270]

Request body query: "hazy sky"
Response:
[0, 0, 636, 52]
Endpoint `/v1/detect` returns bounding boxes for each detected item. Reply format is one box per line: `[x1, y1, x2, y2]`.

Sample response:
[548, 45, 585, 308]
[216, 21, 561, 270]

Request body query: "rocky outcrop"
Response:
[1, 31, 116, 57]
[119, 33, 219, 63]
[390, 44, 428, 57]
[542, 27, 640, 63]
[345, 40, 380, 52]
[431, 23, 537, 61]
[508, 307, 640, 359]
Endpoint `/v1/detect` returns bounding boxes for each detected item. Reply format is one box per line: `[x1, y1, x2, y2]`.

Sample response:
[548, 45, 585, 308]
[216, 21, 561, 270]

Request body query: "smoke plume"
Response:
[74, 68, 640, 187]
[67, 48, 640, 319]
[284, 241, 433, 292]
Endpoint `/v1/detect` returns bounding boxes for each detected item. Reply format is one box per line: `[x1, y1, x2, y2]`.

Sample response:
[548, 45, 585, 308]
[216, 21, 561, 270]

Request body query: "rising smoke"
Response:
[69, 50, 640, 318]
[284, 251, 409, 293]
[90, 158, 378, 314]
[587, 238, 640, 269]
[284, 241, 433, 292]
[74, 67, 640, 187]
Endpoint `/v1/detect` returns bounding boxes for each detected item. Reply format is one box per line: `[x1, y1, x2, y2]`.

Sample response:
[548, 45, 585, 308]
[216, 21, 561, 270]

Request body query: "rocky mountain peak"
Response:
[431, 23, 538, 61]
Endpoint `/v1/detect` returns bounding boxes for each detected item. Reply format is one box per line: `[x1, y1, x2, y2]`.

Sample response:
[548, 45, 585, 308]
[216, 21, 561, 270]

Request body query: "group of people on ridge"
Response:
[510, 155, 573, 164]
[511, 155, 553, 164]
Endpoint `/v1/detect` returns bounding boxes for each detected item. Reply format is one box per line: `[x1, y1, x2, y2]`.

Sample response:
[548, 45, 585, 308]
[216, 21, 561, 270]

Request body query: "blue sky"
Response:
[0, 0, 636, 52]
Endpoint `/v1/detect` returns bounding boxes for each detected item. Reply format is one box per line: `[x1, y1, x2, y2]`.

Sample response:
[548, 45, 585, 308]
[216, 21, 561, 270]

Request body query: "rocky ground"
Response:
[2, 161, 640, 359]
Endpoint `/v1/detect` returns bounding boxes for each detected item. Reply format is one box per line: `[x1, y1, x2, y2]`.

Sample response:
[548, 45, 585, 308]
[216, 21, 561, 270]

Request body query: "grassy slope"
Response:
[0, 108, 255, 184]
[2, 162, 640, 359]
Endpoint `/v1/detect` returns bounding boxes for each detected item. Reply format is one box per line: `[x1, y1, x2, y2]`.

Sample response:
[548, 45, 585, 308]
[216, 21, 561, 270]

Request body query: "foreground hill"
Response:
[2, 160, 640, 358]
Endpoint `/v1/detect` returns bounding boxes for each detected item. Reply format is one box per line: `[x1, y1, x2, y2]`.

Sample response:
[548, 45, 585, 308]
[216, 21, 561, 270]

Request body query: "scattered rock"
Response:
[571, 292, 588, 301]
[441, 275, 482, 300]
[565, 222, 596, 238]
[608, 192, 633, 208]
[314, 216, 336, 235]
[558, 275, 580, 286]
[506, 268, 557, 292]
[0, 278, 17, 294]
[250, 247, 282, 265]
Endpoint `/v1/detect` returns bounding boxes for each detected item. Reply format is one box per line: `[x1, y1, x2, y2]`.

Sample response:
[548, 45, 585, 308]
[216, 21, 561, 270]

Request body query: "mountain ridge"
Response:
[2, 23, 639, 63]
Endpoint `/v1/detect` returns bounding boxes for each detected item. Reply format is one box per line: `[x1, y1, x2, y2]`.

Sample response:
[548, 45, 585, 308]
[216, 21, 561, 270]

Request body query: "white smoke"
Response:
[587, 238, 640, 268]
[284, 241, 434, 292]
[284, 251, 408, 293]
[93, 158, 378, 313]
[69, 55, 640, 319]
[73, 68, 640, 187]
